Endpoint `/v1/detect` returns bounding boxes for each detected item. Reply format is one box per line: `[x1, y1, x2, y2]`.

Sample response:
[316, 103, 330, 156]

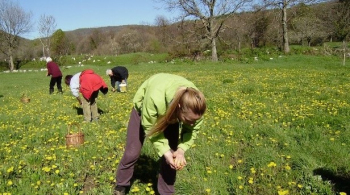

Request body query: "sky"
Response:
[16, 0, 177, 40]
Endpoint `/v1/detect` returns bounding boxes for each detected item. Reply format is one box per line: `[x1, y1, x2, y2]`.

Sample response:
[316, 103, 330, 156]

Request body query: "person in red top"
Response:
[46, 57, 63, 94]
[65, 69, 109, 122]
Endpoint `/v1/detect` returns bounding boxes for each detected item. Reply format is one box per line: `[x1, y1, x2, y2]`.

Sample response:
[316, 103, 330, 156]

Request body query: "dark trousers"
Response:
[116, 108, 179, 195]
[49, 76, 62, 91]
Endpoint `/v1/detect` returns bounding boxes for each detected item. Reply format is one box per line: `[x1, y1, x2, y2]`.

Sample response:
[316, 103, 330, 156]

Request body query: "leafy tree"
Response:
[0, 0, 32, 71]
[333, 0, 350, 65]
[51, 29, 67, 56]
[290, 3, 326, 46]
[333, 0, 350, 41]
[260, 0, 328, 53]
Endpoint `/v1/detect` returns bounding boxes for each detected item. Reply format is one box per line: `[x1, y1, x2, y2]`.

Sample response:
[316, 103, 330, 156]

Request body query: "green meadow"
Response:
[0, 55, 350, 195]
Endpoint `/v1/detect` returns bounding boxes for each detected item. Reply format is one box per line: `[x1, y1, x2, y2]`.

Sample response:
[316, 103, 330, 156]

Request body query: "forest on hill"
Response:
[0, 0, 349, 70]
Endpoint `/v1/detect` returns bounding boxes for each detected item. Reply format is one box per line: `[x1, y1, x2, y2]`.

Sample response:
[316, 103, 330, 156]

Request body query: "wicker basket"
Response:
[65, 123, 84, 148]
[20, 94, 30, 103]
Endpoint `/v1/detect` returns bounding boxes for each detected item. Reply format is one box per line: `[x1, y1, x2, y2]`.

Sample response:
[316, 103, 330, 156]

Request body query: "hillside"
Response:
[64, 25, 139, 37]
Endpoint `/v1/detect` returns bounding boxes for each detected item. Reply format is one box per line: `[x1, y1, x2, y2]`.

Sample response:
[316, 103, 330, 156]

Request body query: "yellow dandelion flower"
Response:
[131, 187, 140, 192]
[7, 166, 14, 173]
[7, 180, 13, 186]
[339, 192, 347, 195]
[278, 190, 289, 195]
[250, 168, 256, 173]
[288, 181, 296, 186]
[42, 167, 51, 172]
[248, 177, 254, 184]
[239, 185, 243, 189]
[267, 162, 277, 167]
[206, 189, 211, 193]
[229, 165, 233, 169]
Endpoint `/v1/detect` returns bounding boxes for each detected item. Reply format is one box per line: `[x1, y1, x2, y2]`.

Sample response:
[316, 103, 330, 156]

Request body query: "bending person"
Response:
[114, 73, 206, 195]
[65, 69, 108, 122]
[106, 66, 129, 92]
[46, 57, 63, 94]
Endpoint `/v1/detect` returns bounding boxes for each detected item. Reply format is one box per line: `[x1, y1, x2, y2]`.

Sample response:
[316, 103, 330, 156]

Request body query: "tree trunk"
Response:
[238, 41, 241, 53]
[211, 38, 218, 62]
[343, 40, 346, 66]
[9, 55, 14, 71]
[42, 46, 46, 57]
[7, 47, 14, 71]
[282, 0, 290, 53]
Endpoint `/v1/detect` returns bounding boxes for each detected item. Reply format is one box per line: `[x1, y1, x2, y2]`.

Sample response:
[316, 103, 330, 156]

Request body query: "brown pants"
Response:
[116, 108, 179, 195]
[81, 91, 99, 122]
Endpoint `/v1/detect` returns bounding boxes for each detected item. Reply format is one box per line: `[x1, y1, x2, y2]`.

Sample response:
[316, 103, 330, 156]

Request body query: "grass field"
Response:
[0, 55, 350, 195]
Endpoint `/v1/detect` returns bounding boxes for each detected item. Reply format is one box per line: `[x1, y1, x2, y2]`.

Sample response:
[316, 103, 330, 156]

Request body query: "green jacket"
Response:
[133, 73, 204, 157]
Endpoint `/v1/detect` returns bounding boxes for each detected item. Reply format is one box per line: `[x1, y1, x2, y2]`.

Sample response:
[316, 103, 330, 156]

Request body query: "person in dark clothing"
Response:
[106, 66, 129, 92]
[46, 57, 63, 94]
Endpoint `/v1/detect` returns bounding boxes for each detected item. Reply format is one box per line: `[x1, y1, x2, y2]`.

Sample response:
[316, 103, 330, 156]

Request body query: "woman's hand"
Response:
[76, 97, 82, 105]
[173, 148, 186, 170]
[164, 150, 176, 169]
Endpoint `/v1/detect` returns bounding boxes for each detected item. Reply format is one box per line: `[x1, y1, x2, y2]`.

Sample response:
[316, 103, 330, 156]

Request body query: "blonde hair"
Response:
[146, 87, 206, 137]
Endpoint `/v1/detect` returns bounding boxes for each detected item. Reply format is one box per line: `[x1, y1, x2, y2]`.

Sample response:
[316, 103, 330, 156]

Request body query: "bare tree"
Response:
[0, 0, 32, 71]
[158, 0, 252, 61]
[155, 15, 172, 52]
[116, 28, 142, 54]
[38, 14, 56, 58]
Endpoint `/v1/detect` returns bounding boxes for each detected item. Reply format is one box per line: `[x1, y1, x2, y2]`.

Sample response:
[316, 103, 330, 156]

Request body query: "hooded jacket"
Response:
[79, 69, 108, 99]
